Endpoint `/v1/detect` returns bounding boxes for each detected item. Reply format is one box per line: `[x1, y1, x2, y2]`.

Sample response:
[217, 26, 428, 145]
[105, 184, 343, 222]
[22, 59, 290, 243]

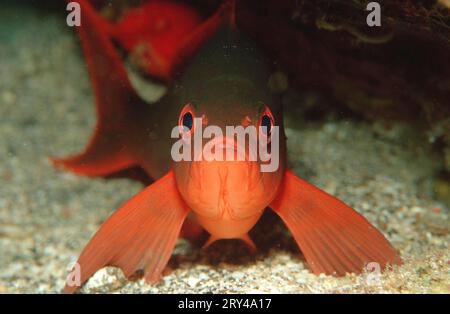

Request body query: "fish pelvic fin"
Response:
[270, 170, 402, 276]
[202, 233, 257, 254]
[63, 170, 189, 293]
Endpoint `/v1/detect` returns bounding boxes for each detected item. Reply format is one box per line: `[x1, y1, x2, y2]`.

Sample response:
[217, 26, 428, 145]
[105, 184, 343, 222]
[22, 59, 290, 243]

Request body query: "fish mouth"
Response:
[194, 136, 249, 162]
[191, 136, 262, 181]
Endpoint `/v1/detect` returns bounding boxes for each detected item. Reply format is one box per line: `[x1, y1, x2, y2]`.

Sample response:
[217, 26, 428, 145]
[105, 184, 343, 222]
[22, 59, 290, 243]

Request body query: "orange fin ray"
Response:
[63, 171, 189, 293]
[270, 170, 402, 276]
[52, 0, 147, 177]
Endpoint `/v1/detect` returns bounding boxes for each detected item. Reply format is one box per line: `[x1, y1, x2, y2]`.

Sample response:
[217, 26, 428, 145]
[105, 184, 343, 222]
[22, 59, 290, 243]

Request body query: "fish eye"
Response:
[261, 114, 272, 135]
[259, 106, 274, 138]
[178, 104, 195, 134]
[182, 112, 193, 130]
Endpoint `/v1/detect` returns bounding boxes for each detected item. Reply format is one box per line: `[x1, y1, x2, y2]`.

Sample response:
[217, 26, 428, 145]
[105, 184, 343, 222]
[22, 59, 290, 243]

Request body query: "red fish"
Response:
[56, 0, 401, 293]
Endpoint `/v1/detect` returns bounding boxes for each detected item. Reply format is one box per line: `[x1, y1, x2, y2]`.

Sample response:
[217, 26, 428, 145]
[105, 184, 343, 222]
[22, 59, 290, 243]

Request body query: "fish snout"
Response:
[177, 136, 271, 219]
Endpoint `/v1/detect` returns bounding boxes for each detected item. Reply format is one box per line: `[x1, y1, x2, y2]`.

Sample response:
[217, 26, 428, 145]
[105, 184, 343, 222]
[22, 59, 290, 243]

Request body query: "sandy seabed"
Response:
[0, 4, 448, 294]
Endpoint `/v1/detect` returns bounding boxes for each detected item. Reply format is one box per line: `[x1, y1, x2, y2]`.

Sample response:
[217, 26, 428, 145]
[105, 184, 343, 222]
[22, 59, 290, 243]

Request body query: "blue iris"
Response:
[261, 114, 272, 135]
[182, 112, 193, 131]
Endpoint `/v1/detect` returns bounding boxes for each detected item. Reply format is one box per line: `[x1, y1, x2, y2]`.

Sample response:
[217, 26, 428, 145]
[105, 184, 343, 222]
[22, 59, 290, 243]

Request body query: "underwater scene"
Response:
[0, 0, 449, 294]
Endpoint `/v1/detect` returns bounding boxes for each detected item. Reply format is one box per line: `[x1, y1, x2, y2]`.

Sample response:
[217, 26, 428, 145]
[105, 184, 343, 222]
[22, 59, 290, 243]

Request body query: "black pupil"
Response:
[182, 112, 193, 130]
[261, 115, 272, 135]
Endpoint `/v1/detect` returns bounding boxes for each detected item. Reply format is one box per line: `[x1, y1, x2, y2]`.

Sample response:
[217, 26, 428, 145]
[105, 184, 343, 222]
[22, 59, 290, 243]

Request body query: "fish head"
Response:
[171, 77, 286, 220]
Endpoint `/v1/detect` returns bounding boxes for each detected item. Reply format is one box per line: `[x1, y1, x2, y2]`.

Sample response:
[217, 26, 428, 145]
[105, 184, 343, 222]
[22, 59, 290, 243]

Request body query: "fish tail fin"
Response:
[271, 170, 402, 276]
[63, 171, 189, 294]
[52, 0, 147, 177]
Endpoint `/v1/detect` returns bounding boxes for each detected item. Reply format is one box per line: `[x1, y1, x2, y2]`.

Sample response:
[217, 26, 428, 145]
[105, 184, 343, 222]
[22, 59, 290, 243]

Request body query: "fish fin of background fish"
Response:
[111, 0, 236, 81]
[110, 0, 203, 82]
[63, 170, 189, 294]
[270, 170, 402, 276]
[51, 0, 148, 177]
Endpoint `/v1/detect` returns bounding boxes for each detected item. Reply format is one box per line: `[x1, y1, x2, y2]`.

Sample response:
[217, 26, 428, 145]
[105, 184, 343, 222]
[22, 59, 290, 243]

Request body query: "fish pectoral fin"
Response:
[270, 170, 402, 277]
[63, 170, 189, 294]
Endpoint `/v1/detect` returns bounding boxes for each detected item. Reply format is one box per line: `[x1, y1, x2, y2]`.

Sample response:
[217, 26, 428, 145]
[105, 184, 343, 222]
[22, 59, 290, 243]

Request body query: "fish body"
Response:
[56, 0, 401, 293]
